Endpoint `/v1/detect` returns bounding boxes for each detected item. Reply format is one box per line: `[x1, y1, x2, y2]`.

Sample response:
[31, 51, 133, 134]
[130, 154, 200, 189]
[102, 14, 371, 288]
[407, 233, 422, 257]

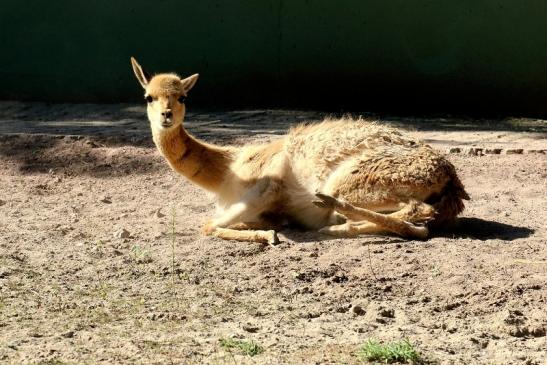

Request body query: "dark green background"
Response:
[2, 1, 547, 115]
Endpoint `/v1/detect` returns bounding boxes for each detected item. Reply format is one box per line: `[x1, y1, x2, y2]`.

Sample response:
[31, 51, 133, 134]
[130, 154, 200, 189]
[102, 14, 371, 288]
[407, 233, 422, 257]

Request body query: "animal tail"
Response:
[427, 174, 470, 229]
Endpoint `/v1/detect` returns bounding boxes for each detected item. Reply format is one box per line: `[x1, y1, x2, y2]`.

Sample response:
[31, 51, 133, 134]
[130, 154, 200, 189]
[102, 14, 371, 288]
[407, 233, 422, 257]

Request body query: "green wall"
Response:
[2, 1, 547, 115]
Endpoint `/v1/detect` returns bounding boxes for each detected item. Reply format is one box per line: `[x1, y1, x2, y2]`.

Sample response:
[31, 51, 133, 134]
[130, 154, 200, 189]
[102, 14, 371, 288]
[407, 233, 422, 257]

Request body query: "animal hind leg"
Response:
[389, 199, 436, 224]
[319, 220, 383, 237]
[314, 193, 430, 239]
[319, 203, 435, 237]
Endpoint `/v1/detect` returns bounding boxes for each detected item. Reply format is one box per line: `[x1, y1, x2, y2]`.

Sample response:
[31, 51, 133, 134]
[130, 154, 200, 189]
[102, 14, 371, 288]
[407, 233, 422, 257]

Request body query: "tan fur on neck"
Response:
[153, 124, 234, 192]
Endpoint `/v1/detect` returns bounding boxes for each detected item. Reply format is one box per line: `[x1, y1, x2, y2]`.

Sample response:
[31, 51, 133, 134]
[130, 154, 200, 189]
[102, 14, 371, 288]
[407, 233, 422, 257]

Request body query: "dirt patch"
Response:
[0, 112, 546, 364]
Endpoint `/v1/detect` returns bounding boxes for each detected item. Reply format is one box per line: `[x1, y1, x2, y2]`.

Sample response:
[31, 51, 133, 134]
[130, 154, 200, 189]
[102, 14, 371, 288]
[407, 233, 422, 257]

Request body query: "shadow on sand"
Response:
[436, 217, 534, 241]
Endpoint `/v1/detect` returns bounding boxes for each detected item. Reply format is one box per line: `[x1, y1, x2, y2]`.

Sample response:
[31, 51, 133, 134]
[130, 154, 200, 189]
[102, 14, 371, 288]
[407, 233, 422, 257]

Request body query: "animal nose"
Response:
[162, 110, 172, 118]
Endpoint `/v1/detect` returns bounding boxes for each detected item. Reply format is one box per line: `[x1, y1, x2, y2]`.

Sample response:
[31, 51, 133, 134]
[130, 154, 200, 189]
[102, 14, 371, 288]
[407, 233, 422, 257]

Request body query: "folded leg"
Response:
[314, 193, 431, 239]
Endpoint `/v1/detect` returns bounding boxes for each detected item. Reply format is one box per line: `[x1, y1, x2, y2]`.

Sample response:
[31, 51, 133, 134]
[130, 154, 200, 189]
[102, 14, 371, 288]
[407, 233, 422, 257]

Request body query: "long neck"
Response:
[153, 124, 234, 192]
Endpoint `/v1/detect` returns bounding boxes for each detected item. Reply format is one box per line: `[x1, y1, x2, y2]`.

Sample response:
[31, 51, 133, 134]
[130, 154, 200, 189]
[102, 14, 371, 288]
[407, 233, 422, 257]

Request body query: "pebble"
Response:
[466, 147, 484, 156]
[446, 147, 461, 154]
[379, 308, 395, 318]
[484, 148, 502, 154]
[113, 228, 131, 239]
[242, 324, 260, 333]
[526, 149, 546, 154]
[0, 268, 12, 279]
[99, 196, 112, 204]
[154, 208, 165, 218]
[85, 140, 99, 148]
[0, 199, 5, 206]
[505, 149, 524, 155]
[61, 330, 75, 338]
[352, 305, 366, 316]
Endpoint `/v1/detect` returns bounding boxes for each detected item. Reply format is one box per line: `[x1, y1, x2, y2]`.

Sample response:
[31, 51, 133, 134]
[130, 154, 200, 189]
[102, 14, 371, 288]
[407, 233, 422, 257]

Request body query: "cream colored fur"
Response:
[131, 57, 469, 244]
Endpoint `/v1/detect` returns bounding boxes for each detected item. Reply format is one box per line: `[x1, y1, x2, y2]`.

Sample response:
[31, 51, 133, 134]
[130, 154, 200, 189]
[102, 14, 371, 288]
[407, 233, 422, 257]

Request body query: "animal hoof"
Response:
[201, 220, 216, 236]
[314, 193, 337, 208]
[312, 200, 328, 208]
[267, 230, 280, 246]
[404, 222, 429, 240]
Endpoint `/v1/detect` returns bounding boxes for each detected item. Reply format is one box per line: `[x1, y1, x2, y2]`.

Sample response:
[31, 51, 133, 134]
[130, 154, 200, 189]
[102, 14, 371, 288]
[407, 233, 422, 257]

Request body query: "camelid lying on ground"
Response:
[131, 57, 469, 245]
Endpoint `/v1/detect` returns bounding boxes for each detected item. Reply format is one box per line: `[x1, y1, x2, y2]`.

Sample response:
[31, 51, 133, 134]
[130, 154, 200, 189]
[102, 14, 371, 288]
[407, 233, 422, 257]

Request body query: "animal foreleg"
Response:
[210, 227, 279, 245]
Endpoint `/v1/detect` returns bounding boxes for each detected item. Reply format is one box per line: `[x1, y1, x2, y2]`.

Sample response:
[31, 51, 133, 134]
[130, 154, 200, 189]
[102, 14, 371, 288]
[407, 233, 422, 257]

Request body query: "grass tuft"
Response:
[219, 338, 264, 357]
[357, 339, 421, 364]
[170, 205, 177, 290]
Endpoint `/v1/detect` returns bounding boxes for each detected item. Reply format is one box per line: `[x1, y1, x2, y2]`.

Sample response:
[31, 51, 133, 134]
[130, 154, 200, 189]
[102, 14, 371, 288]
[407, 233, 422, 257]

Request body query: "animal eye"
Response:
[178, 95, 186, 104]
[145, 95, 153, 103]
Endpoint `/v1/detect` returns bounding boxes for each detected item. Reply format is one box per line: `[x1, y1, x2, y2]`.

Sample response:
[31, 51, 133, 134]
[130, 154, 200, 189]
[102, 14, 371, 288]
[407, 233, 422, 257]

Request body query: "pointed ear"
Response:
[130, 57, 150, 89]
[180, 74, 199, 93]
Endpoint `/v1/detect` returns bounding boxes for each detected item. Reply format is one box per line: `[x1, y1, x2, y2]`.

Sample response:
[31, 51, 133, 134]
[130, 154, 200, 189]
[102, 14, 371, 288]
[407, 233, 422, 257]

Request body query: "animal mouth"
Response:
[161, 120, 172, 128]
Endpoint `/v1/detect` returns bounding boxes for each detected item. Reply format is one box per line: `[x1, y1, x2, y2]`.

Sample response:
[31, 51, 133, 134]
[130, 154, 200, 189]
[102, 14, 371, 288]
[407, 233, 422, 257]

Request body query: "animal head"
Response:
[131, 57, 199, 132]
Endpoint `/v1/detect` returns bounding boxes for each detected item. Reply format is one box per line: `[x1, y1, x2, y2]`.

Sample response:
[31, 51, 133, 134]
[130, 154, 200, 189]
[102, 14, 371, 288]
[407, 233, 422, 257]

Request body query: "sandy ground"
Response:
[0, 102, 546, 364]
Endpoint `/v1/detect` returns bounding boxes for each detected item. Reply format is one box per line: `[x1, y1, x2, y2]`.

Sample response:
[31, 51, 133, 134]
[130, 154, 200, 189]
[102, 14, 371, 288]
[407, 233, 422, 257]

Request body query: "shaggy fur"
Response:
[131, 57, 469, 244]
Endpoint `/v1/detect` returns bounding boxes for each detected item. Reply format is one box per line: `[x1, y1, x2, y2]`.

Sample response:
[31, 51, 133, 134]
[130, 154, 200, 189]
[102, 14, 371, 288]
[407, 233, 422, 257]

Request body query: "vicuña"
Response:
[131, 57, 469, 245]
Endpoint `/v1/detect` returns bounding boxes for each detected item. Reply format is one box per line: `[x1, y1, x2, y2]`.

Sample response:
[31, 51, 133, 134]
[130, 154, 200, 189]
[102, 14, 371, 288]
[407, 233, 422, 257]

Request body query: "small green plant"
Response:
[219, 338, 263, 357]
[130, 245, 152, 263]
[93, 280, 110, 300]
[170, 205, 177, 288]
[430, 265, 441, 278]
[357, 339, 421, 364]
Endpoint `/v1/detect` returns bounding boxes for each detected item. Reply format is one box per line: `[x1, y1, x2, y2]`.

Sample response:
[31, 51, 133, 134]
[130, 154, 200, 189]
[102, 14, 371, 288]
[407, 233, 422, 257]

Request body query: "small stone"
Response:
[484, 148, 502, 154]
[375, 317, 388, 324]
[509, 326, 530, 337]
[99, 196, 112, 204]
[69, 232, 86, 239]
[505, 149, 524, 155]
[466, 147, 483, 156]
[530, 326, 546, 337]
[61, 331, 75, 338]
[352, 305, 366, 316]
[113, 228, 131, 239]
[154, 209, 165, 218]
[526, 149, 546, 154]
[0, 199, 5, 206]
[446, 147, 461, 154]
[379, 308, 395, 318]
[242, 324, 260, 333]
[0, 269, 12, 279]
[85, 140, 99, 148]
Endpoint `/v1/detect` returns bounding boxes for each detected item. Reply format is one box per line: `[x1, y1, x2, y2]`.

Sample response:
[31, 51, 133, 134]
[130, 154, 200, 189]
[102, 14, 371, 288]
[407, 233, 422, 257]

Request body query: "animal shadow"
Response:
[436, 217, 534, 241]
